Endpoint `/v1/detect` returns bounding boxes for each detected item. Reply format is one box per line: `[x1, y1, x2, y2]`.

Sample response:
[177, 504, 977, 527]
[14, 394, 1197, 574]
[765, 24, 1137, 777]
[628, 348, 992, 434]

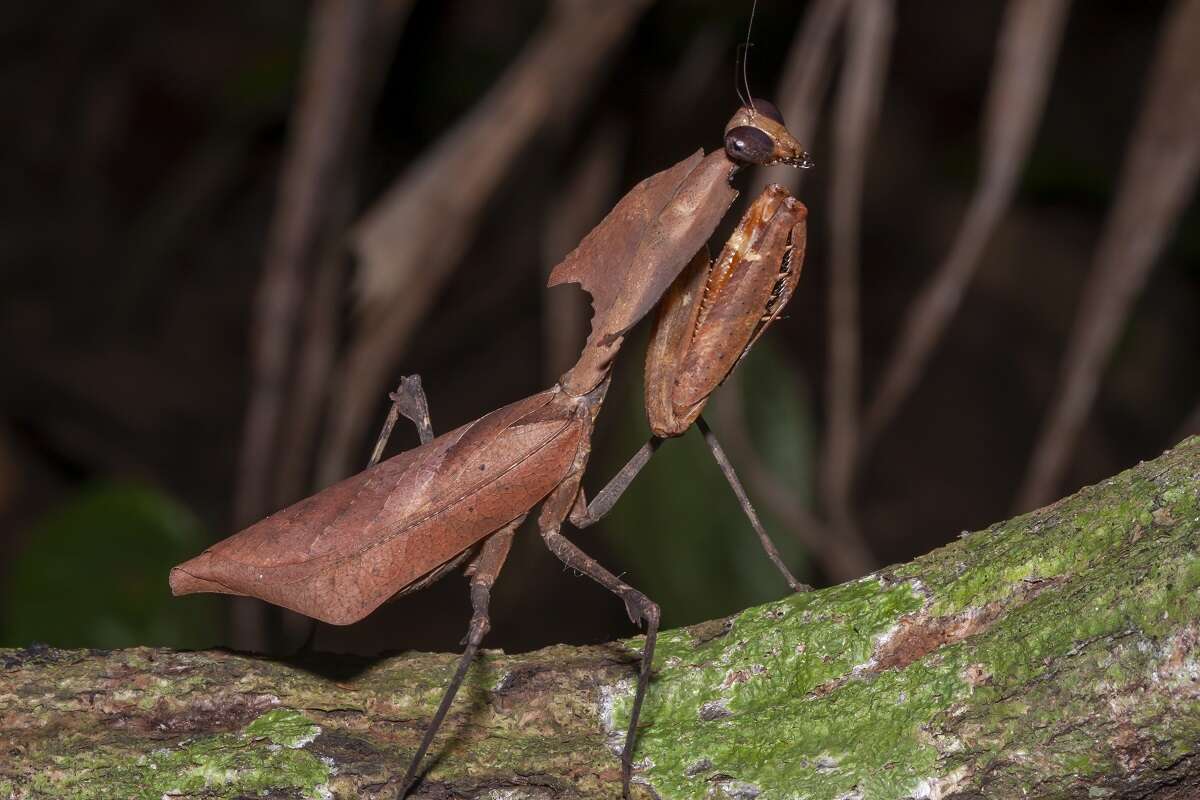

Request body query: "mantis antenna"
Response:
[735, 0, 760, 112]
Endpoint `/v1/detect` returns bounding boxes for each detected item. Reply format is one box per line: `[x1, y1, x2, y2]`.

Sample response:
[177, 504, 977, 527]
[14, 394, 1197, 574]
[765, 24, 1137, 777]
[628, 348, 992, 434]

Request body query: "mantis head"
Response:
[550, 100, 811, 396]
[723, 99, 815, 169]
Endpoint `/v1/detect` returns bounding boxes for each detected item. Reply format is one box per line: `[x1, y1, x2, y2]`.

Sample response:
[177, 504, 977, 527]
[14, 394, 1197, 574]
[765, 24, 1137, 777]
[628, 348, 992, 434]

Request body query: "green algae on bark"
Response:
[609, 437, 1200, 798]
[1, 438, 1198, 799]
[14, 707, 330, 799]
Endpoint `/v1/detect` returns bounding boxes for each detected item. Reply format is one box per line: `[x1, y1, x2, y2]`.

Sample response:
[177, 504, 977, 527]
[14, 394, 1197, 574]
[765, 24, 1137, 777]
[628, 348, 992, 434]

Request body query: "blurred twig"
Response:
[238, 0, 398, 525]
[274, 4, 412, 512]
[821, 0, 893, 532]
[234, 0, 411, 650]
[110, 131, 253, 327]
[272, 182, 353, 510]
[862, 0, 1071, 449]
[776, 0, 849, 154]
[1015, 0, 1200, 511]
[754, 0, 849, 197]
[318, 0, 652, 485]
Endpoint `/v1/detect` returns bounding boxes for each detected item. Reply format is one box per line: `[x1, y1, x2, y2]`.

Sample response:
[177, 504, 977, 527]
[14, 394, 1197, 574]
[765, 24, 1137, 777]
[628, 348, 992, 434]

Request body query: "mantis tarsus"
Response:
[171, 97, 811, 799]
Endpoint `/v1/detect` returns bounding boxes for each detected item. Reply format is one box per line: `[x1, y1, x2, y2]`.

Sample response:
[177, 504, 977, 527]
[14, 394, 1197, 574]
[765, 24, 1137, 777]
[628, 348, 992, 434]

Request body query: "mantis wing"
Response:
[170, 390, 582, 625]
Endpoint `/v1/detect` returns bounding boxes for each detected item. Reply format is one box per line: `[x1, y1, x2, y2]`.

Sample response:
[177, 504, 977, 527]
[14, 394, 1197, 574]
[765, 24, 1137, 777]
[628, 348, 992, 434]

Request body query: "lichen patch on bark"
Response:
[2, 707, 332, 799]
[870, 575, 1064, 674]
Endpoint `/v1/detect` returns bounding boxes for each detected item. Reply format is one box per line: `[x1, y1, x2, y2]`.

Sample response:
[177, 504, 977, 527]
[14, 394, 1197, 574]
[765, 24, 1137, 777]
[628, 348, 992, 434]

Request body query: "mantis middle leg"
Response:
[570, 422, 809, 593]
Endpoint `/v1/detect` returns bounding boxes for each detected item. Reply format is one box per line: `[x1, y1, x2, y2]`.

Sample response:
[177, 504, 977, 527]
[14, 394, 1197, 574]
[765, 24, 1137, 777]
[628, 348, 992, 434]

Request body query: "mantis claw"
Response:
[622, 590, 660, 629]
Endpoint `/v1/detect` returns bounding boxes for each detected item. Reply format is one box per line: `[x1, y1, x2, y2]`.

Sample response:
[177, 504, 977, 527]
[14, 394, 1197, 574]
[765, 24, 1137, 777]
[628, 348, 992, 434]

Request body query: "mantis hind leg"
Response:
[538, 484, 659, 800]
[399, 517, 520, 798]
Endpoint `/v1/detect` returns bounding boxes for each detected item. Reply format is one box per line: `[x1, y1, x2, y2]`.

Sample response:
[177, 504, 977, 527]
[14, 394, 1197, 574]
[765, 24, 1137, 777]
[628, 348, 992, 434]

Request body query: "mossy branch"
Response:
[3, 438, 1199, 799]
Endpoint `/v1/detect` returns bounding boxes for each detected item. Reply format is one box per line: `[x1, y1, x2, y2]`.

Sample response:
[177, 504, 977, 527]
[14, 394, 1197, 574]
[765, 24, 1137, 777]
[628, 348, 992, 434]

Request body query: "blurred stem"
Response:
[270, 210, 347, 513]
[862, 0, 1071, 450]
[234, 0, 411, 651]
[319, 0, 651, 486]
[1015, 0, 1200, 511]
[274, 3, 413, 512]
[821, 0, 893, 534]
[752, 0, 849, 197]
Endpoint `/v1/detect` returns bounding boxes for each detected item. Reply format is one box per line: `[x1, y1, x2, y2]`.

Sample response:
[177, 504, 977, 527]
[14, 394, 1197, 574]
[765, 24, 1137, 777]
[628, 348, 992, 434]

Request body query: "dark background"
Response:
[1, 1, 1197, 657]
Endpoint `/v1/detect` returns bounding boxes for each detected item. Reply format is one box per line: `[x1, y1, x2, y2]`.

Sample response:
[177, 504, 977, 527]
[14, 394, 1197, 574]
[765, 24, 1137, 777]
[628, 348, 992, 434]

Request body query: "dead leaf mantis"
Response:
[171, 98, 811, 799]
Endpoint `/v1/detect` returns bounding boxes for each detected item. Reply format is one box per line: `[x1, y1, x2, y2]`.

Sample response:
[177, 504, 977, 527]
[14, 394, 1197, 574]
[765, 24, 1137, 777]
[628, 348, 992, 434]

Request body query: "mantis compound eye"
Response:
[724, 125, 775, 165]
[749, 98, 784, 125]
[724, 100, 812, 169]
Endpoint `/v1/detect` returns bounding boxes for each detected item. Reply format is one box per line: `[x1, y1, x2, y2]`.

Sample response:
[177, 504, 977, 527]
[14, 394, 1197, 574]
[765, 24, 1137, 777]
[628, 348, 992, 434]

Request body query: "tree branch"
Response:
[4, 437, 1200, 799]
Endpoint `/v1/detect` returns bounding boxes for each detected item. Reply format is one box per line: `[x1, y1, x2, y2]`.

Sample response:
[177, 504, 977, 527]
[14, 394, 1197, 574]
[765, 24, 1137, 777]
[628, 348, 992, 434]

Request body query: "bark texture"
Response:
[3, 437, 1200, 800]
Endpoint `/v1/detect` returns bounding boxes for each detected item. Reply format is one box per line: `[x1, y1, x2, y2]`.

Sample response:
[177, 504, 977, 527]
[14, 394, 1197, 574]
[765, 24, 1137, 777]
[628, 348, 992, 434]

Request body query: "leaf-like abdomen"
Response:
[169, 390, 582, 625]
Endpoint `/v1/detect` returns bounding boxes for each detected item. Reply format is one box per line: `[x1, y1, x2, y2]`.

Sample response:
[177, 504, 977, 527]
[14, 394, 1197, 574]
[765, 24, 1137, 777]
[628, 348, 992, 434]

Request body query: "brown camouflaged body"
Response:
[171, 147, 749, 628]
[170, 390, 583, 624]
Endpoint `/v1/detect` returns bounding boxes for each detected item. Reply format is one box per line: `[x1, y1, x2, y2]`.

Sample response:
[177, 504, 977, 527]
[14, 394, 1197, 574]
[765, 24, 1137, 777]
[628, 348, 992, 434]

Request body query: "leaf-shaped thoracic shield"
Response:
[548, 149, 739, 394]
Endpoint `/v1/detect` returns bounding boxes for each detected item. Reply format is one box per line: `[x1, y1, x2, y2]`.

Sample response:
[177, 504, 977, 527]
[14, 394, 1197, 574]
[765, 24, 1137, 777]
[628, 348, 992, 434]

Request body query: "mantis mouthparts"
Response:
[786, 151, 816, 169]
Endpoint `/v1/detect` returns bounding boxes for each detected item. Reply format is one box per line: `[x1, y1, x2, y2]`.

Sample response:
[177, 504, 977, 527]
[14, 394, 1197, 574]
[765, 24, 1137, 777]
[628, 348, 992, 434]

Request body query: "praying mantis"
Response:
[170, 98, 811, 799]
